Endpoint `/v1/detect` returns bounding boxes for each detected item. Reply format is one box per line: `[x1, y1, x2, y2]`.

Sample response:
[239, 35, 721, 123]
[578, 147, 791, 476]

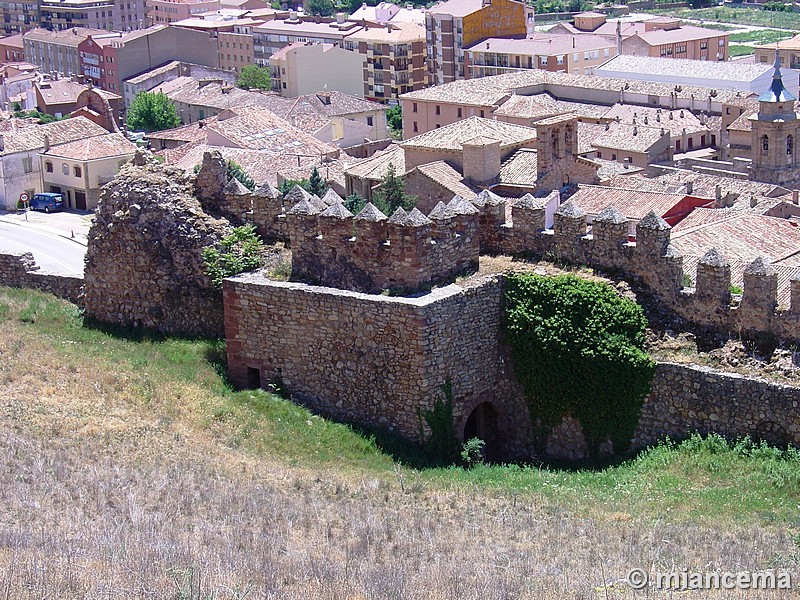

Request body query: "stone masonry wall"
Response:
[83, 160, 231, 337]
[0, 250, 83, 303]
[223, 273, 534, 458]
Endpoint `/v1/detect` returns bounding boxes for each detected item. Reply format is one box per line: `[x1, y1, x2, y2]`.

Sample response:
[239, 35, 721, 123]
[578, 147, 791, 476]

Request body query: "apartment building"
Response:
[425, 0, 534, 85]
[465, 34, 616, 78]
[0, 1, 38, 35]
[0, 32, 25, 61]
[270, 42, 364, 98]
[754, 34, 800, 69]
[38, 0, 148, 32]
[551, 13, 728, 62]
[78, 25, 219, 93]
[252, 12, 362, 67]
[24, 27, 114, 77]
[148, 0, 220, 25]
[343, 22, 426, 101]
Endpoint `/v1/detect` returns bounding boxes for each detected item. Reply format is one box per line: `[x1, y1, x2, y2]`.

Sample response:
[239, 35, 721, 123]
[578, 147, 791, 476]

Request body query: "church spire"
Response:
[759, 46, 795, 103]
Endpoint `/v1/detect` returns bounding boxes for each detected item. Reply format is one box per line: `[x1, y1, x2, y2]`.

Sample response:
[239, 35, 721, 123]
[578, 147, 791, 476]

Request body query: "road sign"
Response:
[19, 193, 28, 202]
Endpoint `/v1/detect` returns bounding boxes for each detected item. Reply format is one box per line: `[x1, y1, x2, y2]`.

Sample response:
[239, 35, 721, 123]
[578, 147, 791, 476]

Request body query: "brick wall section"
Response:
[223, 273, 535, 457]
[0, 250, 83, 303]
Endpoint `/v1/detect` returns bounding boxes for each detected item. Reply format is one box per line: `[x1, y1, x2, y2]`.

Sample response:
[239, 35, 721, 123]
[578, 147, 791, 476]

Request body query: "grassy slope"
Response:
[1, 287, 800, 598]
[649, 6, 800, 30]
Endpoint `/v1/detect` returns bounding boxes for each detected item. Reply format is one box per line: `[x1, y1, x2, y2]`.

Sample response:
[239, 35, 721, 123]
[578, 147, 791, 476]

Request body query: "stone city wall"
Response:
[223, 273, 535, 458]
[471, 192, 800, 343]
[0, 250, 83, 303]
[287, 195, 480, 294]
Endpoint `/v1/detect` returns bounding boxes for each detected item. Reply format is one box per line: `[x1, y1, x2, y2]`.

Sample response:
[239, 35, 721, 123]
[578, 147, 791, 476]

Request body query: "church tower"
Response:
[749, 49, 800, 185]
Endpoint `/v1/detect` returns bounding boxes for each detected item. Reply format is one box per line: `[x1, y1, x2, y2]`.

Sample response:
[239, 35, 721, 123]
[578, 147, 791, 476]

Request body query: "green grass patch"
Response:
[729, 45, 757, 58]
[729, 29, 795, 44]
[3, 286, 800, 526]
[648, 6, 800, 30]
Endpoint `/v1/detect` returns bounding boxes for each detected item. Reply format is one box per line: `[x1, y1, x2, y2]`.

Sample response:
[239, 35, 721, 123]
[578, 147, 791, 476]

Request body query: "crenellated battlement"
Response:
[287, 195, 480, 294]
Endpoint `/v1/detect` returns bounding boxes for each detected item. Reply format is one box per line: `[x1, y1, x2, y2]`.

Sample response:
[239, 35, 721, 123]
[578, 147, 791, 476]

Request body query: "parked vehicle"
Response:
[30, 192, 64, 213]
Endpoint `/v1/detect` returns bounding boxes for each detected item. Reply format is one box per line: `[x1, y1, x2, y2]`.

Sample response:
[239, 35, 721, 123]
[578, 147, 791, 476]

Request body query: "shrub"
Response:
[417, 379, 459, 464]
[226, 160, 255, 191]
[503, 273, 655, 455]
[461, 438, 485, 468]
[202, 225, 264, 289]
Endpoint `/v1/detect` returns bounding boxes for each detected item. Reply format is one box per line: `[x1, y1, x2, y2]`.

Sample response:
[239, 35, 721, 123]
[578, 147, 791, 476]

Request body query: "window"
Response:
[556, 55, 564, 65]
[435, 105, 440, 115]
[366, 116, 373, 126]
[701, 41, 708, 50]
[539, 56, 547, 66]
[435, 124, 441, 128]
[413, 121, 418, 132]
[62, 163, 69, 175]
[412, 102, 418, 113]
[22, 157, 32, 173]
[583, 52, 590, 60]
[74, 165, 81, 177]
[573, 52, 579, 62]
[762, 134, 769, 154]
[457, 107, 462, 118]
[611, 153, 616, 160]
[604, 48, 609, 57]
[788, 135, 793, 156]
[45, 161, 53, 173]
[480, 110, 485, 117]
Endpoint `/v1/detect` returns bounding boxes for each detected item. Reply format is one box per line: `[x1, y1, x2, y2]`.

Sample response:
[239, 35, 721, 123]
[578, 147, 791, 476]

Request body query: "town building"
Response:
[23, 27, 114, 78]
[596, 55, 800, 98]
[425, 0, 534, 84]
[465, 34, 616, 78]
[38, 0, 148, 32]
[121, 60, 235, 107]
[349, 2, 425, 26]
[0, 33, 25, 62]
[77, 25, 219, 94]
[755, 34, 800, 69]
[342, 22, 427, 101]
[549, 13, 729, 61]
[39, 131, 136, 210]
[269, 42, 365, 98]
[0, 2, 38, 35]
[0, 115, 109, 210]
[35, 78, 122, 118]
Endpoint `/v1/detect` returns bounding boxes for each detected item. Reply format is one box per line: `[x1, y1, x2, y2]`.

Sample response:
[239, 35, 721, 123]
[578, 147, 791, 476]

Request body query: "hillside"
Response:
[1, 286, 798, 598]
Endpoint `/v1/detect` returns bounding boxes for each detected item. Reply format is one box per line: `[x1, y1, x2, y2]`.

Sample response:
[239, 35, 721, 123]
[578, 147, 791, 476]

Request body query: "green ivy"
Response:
[202, 225, 264, 289]
[502, 273, 655, 455]
[417, 379, 459, 464]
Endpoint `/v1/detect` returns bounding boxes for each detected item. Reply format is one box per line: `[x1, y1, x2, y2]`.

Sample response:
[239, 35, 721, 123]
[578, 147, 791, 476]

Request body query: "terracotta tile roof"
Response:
[598, 55, 767, 83]
[22, 27, 111, 47]
[493, 93, 610, 121]
[468, 34, 614, 55]
[345, 22, 425, 44]
[0, 33, 25, 49]
[344, 144, 405, 179]
[0, 116, 108, 156]
[728, 107, 758, 133]
[633, 25, 728, 46]
[156, 77, 284, 112]
[589, 122, 666, 154]
[593, 157, 644, 180]
[208, 105, 339, 157]
[42, 132, 137, 161]
[605, 169, 783, 200]
[754, 33, 800, 51]
[147, 118, 220, 143]
[401, 69, 748, 107]
[278, 159, 349, 194]
[672, 209, 800, 264]
[414, 161, 476, 198]
[499, 148, 538, 187]
[401, 116, 536, 152]
[577, 122, 608, 154]
[36, 79, 120, 107]
[570, 184, 697, 221]
[170, 143, 321, 186]
[602, 104, 709, 137]
[296, 91, 385, 119]
[124, 61, 181, 85]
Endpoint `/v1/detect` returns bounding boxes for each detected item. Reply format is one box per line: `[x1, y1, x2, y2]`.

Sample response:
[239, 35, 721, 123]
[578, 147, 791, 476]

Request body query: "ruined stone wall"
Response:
[0, 250, 83, 303]
[223, 273, 535, 458]
[473, 195, 800, 343]
[288, 195, 480, 294]
[83, 160, 231, 337]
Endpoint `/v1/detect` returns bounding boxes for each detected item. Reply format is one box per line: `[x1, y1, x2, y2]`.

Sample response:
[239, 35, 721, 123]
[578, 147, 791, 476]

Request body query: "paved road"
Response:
[0, 222, 86, 275]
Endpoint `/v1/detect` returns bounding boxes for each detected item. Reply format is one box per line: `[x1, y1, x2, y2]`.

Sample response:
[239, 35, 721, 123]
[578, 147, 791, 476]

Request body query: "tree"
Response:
[373, 163, 416, 215]
[227, 160, 255, 191]
[386, 104, 402, 138]
[308, 166, 326, 197]
[202, 225, 264, 289]
[307, 0, 335, 16]
[127, 91, 180, 133]
[344, 192, 366, 214]
[236, 64, 272, 91]
[278, 178, 311, 196]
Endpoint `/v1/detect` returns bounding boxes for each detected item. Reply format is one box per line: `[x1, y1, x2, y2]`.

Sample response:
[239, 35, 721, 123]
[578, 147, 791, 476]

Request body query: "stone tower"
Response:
[749, 49, 800, 185]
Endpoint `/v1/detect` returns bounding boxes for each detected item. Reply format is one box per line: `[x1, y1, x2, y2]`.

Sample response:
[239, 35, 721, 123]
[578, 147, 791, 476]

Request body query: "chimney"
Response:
[750, 195, 758, 208]
[0, 134, 5, 152]
[43, 135, 49, 151]
[793, 189, 799, 205]
[715, 185, 722, 201]
[198, 120, 204, 129]
[336, 12, 345, 24]
[686, 181, 693, 195]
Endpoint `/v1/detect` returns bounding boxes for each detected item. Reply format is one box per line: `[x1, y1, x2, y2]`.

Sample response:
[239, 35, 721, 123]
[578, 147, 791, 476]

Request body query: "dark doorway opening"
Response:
[75, 190, 87, 211]
[463, 402, 501, 461]
[247, 367, 261, 389]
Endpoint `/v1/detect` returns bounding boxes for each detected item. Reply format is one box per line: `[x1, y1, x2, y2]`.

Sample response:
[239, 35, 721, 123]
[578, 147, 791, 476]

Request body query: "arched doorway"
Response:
[463, 402, 501, 461]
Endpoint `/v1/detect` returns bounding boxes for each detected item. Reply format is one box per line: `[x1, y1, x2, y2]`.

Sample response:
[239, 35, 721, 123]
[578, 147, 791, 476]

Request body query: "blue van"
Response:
[30, 192, 64, 213]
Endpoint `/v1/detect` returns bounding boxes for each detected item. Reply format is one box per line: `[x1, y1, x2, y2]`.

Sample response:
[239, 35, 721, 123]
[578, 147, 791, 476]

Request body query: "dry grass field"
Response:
[1, 287, 799, 598]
